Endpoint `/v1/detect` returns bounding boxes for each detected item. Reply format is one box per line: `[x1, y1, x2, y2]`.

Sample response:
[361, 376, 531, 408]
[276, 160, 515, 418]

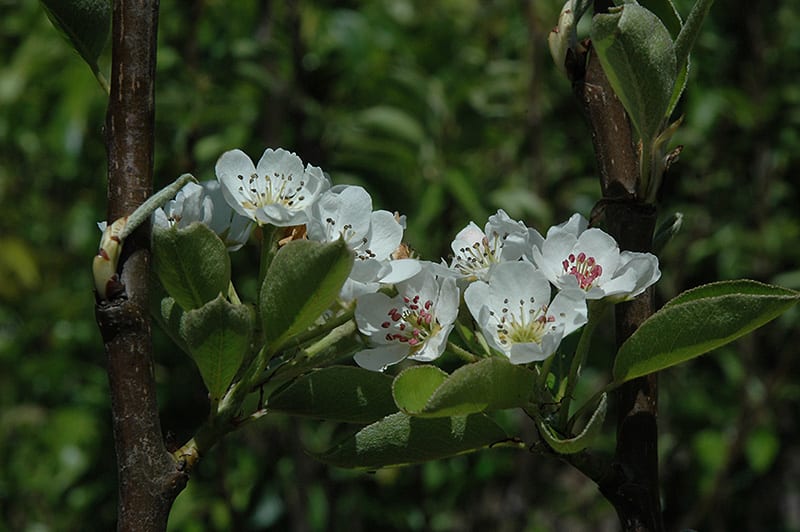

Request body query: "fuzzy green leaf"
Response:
[392, 365, 449, 414]
[180, 294, 253, 401]
[591, 4, 677, 143]
[674, 0, 714, 75]
[260, 239, 354, 353]
[613, 280, 800, 383]
[639, 0, 688, 117]
[268, 366, 396, 424]
[152, 222, 231, 311]
[394, 357, 536, 418]
[315, 412, 510, 469]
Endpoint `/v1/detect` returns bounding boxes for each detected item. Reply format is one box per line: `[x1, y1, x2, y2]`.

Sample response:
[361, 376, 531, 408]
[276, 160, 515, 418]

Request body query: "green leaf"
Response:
[613, 280, 800, 383]
[180, 294, 253, 401]
[393, 357, 536, 417]
[591, 3, 677, 143]
[538, 393, 607, 454]
[40, 0, 110, 73]
[268, 366, 396, 424]
[152, 222, 231, 311]
[392, 366, 449, 414]
[158, 296, 190, 356]
[315, 412, 510, 469]
[148, 272, 190, 355]
[674, 0, 714, 75]
[638, 0, 687, 118]
[260, 239, 353, 353]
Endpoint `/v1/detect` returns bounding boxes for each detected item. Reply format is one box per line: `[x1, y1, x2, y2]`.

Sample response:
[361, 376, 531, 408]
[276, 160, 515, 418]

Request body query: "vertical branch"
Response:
[570, 32, 664, 532]
[96, 0, 187, 530]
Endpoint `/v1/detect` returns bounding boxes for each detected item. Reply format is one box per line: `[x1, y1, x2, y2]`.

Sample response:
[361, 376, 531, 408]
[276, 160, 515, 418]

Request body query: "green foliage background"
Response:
[1, 0, 799, 530]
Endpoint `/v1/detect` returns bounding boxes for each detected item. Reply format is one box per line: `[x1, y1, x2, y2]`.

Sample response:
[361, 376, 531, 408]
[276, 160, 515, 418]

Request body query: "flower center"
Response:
[453, 231, 508, 279]
[490, 297, 555, 346]
[562, 251, 603, 290]
[236, 171, 308, 211]
[380, 294, 440, 353]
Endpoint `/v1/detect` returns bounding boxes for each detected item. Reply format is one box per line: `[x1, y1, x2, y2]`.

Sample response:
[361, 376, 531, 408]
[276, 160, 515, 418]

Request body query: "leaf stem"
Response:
[558, 300, 608, 428]
[567, 381, 619, 433]
[447, 341, 480, 363]
[94, 68, 111, 95]
[272, 307, 355, 354]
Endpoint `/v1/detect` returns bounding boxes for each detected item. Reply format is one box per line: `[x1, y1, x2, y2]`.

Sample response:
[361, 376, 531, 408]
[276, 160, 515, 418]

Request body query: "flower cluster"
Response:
[146, 147, 660, 372]
[354, 211, 660, 370]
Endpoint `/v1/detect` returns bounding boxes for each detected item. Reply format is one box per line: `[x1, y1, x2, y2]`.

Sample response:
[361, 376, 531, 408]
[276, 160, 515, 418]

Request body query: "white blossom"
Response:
[307, 184, 415, 301]
[354, 265, 459, 371]
[465, 261, 587, 364]
[215, 148, 328, 227]
[444, 209, 530, 282]
[530, 213, 661, 301]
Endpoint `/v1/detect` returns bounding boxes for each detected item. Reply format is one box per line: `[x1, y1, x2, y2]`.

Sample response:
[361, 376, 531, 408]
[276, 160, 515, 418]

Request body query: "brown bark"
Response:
[96, 1, 187, 530]
[570, 31, 664, 532]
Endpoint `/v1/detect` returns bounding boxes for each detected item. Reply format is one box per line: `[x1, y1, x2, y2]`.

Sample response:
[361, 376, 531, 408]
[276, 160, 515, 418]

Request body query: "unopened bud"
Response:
[548, 0, 576, 76]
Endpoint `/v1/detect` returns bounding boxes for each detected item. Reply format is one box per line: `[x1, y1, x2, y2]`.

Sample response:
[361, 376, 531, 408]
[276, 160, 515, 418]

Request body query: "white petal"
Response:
[488, 261, 551, 309]
[350, 258, 386, 283]
[366, 210, 404, 260]
[305, 164, 331, 193]
[354, 291, 396, 337]
[152, 209, 169, 228]
[339, 277, 380, 302]
[574, 228, 621, 282]
[309, 185, 372, 243]
[255, 148, 304, 182]
[509, 341, 549, 364]
[593, 268, 638, 299]
[397, 266, 439, 302]
[257, 203, 306, 226]
[553, 213, 588, 237]
[434, 277, 460, 326]
[610, 251, 661, 300]
[509, 330, 562, 364]
[486, 209, 529, 261]
[378, 259, 422, 284]
[451, 222, 486, 254]
[354, 344, 409, 371]
[215, 149, 258, 219]
[464, 280, 491, 327]
[538, 229, 577, 283]
[411, 323, 453, 362]
[548, 289, 588, 336]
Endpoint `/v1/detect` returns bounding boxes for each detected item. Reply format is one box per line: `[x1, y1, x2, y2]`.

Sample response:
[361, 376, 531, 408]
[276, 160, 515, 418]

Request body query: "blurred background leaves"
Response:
[1, 0, 799, 530]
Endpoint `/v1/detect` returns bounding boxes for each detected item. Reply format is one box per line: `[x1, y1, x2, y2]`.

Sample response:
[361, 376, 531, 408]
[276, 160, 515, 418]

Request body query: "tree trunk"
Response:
[96, 1, 187, 530]
[571, 34, 665, 532]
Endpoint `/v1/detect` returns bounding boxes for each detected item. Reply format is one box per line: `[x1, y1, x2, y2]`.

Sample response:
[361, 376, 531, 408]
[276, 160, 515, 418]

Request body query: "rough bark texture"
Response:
[97, 1, 187, 530]
[570, 35, 664, 532]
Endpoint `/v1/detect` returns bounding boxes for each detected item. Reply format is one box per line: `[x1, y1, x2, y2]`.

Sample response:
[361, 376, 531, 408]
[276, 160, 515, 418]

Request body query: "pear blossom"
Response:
[215, 147, 329, 227]
[307, 184, 418, 300]
[465, 261, 587, 364]
[444, 209, 531, 282]
[354, 265, 459, 371]
[153, 180, 254, 251]
[530, 213, 660, 301]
